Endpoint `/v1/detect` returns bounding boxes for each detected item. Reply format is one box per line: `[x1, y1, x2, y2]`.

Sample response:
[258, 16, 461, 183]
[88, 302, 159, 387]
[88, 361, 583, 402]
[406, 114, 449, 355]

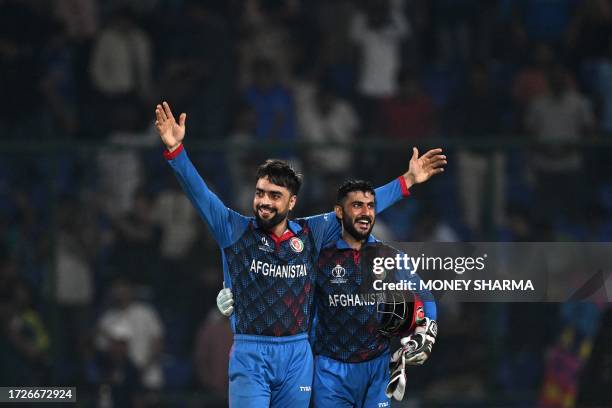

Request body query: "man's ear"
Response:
[288, 195, 297, 211]
[334, 205, 343, 220]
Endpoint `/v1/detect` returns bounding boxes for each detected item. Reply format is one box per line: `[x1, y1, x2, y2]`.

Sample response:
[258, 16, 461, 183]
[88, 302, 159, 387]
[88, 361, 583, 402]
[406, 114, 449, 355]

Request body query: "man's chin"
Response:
[255, 214, 285, 230]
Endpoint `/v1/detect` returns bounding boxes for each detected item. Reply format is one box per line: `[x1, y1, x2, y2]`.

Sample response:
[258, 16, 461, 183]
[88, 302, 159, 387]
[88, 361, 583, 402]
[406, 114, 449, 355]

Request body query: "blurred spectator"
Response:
[97, 280, 165, 390]
[315, 1, 359, 98]
[158, 1, 234, 139]
[448, 64, 506, 235]
[194, 309, 232, 400]
[227, 104, 259, 213]
[0, 0, 49, 137]
[430, 0, 480, 63]
[151, 184, 199, 263]
[350, 0, 409, 129]
[239, 0, 296, 87]
[109, 189, 161, 287]
[55, 195, 97, 381]
[512, 43, 555, 113]
[526, 65, 595, 221]
[576, 306, 612, 407]
[94, 322, 144, 408]
[96, 133, 148, 218]
[243, 58, 298, 142]
[590, 37, 612, 134]
[568, 0, 612, 62]
[510, 0, 577, 44]
[410, 208, 459, 242]
[298, 81, 359, 200]
[89, 7, 153, 132]
[54, 0, 99, 40]
[350, 0, 409, 98]
[0, 280, 49, 385]
[378, 66, 436, 139]
[55, 195, 96, 316]
[40, 19, 79, 137]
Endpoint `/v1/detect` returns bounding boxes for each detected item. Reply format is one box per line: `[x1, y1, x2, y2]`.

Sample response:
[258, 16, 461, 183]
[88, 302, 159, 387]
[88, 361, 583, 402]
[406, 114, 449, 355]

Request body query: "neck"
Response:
[268, 218, 289, 237]
[342, 230, 364, 250]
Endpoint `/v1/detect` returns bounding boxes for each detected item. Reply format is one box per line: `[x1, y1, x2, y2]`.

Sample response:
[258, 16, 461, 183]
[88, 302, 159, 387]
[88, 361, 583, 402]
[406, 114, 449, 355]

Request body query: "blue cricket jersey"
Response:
[164, 144, 410, 337]
[314, 236, 436, 362]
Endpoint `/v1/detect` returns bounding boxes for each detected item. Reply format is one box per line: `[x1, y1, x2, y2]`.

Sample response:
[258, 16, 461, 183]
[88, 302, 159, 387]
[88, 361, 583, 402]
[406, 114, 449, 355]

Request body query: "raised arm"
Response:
[305, 147, 447, 249]
[156, 102, 249, 247]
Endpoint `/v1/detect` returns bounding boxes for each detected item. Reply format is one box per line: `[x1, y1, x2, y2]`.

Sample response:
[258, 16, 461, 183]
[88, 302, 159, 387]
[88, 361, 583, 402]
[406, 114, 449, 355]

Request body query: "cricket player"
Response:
[219, 180, 438, 407]
[312, 179, 437, 407]
[155, 101, 445, 408]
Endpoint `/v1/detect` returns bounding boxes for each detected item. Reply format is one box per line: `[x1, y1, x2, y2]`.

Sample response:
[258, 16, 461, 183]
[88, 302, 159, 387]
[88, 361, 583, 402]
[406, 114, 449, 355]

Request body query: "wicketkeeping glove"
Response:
[386, 318, 438, 400]
[216, 286, 234, 317]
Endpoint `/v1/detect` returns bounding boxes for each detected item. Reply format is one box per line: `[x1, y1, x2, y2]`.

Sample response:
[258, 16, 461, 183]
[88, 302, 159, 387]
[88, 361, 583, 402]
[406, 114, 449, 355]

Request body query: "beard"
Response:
[254, 205, 289, 230]
[343, 212, 374, 241]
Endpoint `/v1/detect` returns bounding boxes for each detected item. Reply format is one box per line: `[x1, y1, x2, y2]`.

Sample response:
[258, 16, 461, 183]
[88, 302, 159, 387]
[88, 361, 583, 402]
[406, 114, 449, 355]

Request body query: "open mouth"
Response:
[258, 208, 275, 218]
[356, 218, 371, 230]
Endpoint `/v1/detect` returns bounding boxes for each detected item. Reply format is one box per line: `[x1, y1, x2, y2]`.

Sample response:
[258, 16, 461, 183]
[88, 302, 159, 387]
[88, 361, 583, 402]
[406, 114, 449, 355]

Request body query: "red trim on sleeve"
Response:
[163, 143, 184, 160]
[398, 176, 411, 197]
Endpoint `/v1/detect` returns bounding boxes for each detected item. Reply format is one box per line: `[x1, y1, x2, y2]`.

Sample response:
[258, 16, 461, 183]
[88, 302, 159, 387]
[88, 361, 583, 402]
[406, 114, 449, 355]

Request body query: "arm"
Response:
[156, 102, 249, 247]
[305, 147, 447, 249]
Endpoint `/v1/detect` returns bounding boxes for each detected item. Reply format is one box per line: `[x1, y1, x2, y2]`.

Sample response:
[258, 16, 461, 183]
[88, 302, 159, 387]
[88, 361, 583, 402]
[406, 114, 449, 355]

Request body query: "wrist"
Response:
[403, 173, 415, 189]
[167, 142, 182, 152]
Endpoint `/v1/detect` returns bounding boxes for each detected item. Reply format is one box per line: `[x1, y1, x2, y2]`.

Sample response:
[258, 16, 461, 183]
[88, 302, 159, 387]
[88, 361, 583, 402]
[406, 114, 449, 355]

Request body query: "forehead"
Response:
[345, 190, 375, 203]
[255, 177, 290, 194]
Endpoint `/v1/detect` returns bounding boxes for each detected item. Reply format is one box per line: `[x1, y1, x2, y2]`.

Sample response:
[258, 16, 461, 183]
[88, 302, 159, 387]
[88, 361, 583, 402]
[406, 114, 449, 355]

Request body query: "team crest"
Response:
[289, 237, 304, 253]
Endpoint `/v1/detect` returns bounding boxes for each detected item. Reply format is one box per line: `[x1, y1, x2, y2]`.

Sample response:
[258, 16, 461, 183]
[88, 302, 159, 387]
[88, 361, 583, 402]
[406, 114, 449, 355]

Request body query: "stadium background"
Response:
[0, 0, 611, 406]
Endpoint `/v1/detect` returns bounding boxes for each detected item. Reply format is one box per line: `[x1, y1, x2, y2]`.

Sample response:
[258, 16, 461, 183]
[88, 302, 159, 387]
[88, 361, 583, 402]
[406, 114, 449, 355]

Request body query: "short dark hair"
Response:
[337, 179, 376, 204]
[256, 159, 302, 195]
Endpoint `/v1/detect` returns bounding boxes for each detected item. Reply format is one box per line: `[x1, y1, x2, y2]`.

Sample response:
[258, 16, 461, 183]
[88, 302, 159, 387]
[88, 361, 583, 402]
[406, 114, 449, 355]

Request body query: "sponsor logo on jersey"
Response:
[330, 264, 347, 284]
[299, 386, 311, 392]
[289, 237, 304, 253]
[258, 236, 274, 252]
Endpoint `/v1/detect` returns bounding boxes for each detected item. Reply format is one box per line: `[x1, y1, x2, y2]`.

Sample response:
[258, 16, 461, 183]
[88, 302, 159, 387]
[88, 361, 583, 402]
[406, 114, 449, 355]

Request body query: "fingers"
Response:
[162, 101, 175, 121]
[411, 147, 419, 161]
[426, 156, 447, 169]
[156, 104, 167, 121]
[179, 112, 187, 128]
[422, 148, 443, 159]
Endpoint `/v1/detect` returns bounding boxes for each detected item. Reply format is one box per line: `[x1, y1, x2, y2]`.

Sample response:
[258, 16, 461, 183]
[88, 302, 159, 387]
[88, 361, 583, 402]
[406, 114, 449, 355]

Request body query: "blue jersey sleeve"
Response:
[395, 256, 437, 321]
[303, 177, 411, 250]
[164, 145, 250, 248]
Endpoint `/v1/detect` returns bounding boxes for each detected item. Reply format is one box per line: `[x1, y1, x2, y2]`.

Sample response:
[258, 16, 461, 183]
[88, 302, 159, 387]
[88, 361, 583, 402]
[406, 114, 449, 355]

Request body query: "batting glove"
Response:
[216, 287, 234, 317]
[386, 318, 438, 400]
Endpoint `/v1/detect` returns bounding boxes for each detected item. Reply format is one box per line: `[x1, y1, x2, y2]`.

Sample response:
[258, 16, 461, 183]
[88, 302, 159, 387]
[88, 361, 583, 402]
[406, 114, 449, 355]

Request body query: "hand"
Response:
[391, 318, 438, 366]
[155, 101, 186, 152]
[386, 318, 438, 401]
[216, 287, 234, 317]
[403, 148, 447, 188]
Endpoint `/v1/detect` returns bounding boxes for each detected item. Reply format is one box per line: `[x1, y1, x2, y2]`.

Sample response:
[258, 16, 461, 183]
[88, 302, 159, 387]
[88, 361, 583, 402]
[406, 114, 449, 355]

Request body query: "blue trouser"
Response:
[229, 333, 313, 408]
[313, 351, 391, 408]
